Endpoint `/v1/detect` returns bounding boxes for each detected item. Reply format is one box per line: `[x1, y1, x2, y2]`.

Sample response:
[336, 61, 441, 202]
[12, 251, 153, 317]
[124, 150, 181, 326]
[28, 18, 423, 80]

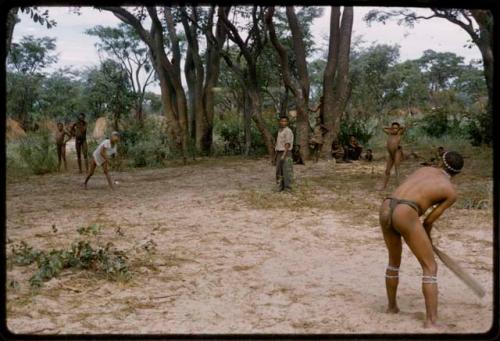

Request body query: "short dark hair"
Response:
[442, 151, 464, 175]
[438, 146, 444, 150]
[367, 149, 372, 152]
[279, 116, 289, 121]
[57, 122, 63, 125]
[79, 112, 85, 117]
[391, 122, 400, 126]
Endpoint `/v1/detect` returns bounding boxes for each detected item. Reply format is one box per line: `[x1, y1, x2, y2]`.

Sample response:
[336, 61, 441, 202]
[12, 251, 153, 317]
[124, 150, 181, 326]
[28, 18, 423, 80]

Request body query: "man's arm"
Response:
[382, 127, 392, 135]
[423, 189, 457, 238]
[399, 126, 407, 135]
[69, 123, 76, 136]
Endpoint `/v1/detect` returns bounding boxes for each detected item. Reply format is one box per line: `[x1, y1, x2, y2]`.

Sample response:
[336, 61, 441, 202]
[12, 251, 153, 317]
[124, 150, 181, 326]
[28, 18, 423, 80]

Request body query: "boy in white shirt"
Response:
[84, 131, 120, 189]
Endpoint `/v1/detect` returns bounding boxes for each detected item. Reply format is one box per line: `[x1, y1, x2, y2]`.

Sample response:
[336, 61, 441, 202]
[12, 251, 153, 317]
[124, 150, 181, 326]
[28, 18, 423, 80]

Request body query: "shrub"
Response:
[465, 111, 492, 146]
[338, 117, 375, 145]
[18, 128, 58, 175]
[119, 118, 169, 167]
[420, 108, 449, 138]
[213, 111, 278, 156]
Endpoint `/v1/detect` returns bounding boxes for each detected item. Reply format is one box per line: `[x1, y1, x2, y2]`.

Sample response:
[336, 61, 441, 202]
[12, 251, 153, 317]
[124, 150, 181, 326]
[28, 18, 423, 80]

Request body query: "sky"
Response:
[12, 6, 482, 95]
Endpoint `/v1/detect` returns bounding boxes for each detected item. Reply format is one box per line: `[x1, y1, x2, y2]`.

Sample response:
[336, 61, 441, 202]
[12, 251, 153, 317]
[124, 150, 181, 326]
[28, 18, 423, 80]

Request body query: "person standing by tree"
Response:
[274, 117, 294, 192]
[381, 122, 408, 190]
[379, 151, 464, 329]
[310, 116, 328, 163]
[84, 132, 121, 190]
[70, 112, 89, 173]
[55, 122, 71, 171]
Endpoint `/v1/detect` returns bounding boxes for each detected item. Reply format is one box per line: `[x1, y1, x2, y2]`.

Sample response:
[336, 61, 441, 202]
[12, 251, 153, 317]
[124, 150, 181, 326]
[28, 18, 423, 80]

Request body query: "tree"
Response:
[266, 6, 313, 159]
[320, 6, 353, 157]
[86, 23, 156, 122]
[98, 6, 191, 163]
[179, 6, 228, 154]
[6, 35, 58, 129]
[83, 60, 135, 129]
[219, 6, 275, 156]
[6, 7, 56, 55]
[364, 8, 493, 115]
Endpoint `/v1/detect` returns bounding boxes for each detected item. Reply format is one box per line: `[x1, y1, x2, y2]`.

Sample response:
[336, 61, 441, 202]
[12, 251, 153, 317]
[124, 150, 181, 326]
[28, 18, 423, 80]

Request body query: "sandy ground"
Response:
[6, 153, 494, 334]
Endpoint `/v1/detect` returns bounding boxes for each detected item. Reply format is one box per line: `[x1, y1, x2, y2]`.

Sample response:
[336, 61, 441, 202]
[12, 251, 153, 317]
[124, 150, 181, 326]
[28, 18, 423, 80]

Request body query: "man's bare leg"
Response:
[102, 162, 114, 189]
[57, 145, 62, 172]
[62, 147, 67, 171]
[381, 155, 394, 190]
[394, 149, 403, 185]
[380, 202, 402, 313]
[76, 141, 82, 173]
[82, 140, 89, 173]
[398, 214, 443, 328]
[83, 160, 97, 189]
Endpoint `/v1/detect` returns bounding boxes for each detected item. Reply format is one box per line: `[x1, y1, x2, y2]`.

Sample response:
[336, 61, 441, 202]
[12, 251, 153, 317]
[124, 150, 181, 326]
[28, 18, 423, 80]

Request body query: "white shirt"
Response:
[275, 127, 294, 151]
[93, 139, 117, 166]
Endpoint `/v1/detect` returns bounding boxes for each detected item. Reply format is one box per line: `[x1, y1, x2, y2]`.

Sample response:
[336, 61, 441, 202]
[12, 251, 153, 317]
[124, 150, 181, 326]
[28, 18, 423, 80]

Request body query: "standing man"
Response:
[274, 116, 294, 192]
[70, 112, 89, 173]
[84, 132, 120, 190]
[379, 151, 464, 328]
[55, 122, 71, 171]
[381, 122, 408, 190]
[310, 116, 328, 163]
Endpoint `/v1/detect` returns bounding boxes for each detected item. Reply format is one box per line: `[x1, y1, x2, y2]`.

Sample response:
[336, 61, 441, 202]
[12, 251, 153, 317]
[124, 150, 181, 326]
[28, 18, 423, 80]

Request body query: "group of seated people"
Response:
[292, 135, 373, 164]
[332, 135, 373, 163]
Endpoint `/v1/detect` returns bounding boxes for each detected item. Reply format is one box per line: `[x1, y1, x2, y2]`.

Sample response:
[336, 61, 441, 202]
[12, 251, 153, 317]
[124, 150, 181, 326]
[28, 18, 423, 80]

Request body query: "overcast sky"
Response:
[12, 6, 481, 94]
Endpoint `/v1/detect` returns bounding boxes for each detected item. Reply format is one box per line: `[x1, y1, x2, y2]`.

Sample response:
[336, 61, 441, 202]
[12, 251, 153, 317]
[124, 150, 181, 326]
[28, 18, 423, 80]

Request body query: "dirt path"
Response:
[6, 156, 493, 334]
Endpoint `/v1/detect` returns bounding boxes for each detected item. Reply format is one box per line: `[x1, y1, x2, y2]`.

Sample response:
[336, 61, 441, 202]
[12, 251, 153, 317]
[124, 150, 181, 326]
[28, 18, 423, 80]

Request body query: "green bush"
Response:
[213, 111, 278, 156]
[120, 118, 169, 167]
[420, 108, 449, 138]
[338, 117, 375, 145]
[465, 111, 492, 146]
[18, 128, 58, 175]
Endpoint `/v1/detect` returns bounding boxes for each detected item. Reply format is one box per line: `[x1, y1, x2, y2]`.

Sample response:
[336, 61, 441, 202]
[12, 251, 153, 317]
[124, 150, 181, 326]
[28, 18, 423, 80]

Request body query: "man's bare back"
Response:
[387, 167, 456, 215]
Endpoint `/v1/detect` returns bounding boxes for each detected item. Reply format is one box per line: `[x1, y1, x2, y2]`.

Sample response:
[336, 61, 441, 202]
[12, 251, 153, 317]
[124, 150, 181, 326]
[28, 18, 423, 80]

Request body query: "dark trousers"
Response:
[275, 151, 293, 191]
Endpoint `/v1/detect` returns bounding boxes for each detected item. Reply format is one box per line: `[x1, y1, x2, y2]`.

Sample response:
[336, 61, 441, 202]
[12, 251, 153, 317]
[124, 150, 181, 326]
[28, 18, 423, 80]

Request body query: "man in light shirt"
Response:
[83, 131, 120, 190]
[274, 116, 294, 192]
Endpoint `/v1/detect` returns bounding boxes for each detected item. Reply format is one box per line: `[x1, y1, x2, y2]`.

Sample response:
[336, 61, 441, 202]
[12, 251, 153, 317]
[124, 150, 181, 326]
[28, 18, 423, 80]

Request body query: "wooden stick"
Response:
[432, 245, 485, 298]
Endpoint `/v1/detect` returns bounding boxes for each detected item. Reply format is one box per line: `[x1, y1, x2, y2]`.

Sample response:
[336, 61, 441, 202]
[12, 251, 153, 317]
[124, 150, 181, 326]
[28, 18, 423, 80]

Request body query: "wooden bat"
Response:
[432, 245, 485, 298]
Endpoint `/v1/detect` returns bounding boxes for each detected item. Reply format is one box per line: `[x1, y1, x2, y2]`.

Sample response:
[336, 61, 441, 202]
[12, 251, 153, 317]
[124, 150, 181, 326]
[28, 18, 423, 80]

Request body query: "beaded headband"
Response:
[442, 151, 461, 173]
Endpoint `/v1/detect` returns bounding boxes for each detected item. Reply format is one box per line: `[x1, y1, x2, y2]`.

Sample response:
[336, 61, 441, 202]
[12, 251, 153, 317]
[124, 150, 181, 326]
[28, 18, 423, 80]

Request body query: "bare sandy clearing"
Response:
[6, 156, 493, 334]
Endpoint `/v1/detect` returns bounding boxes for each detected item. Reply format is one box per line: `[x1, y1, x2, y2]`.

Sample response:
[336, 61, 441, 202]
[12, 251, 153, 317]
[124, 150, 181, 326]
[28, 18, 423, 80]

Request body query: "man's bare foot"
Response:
[82, 183, 87, 190]
[386, 306, 400, 314]
[423, 320, 446, 329]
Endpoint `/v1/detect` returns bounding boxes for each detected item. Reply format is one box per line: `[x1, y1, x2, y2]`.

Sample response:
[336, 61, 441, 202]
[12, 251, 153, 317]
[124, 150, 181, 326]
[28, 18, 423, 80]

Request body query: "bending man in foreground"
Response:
[84, 132, 120, 190]
[379, 151, 464, 329]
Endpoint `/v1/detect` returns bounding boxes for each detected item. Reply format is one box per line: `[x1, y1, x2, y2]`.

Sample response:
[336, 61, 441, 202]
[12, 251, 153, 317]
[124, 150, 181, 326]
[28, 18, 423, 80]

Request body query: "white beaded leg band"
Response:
[386, 265, 399, 272]
[422, 275, 437, 284]
[385, 275, 399, 279]
[385, 265, 399, 279]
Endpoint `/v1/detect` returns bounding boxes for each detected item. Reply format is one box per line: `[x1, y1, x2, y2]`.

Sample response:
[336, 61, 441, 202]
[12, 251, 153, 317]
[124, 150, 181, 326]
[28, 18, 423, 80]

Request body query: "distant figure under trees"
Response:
[381, 122, 408, 190]
[70, 113, 89, 174]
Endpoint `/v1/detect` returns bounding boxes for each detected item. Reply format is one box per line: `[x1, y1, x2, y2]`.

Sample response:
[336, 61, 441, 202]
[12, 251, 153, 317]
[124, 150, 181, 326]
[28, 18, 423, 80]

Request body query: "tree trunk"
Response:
[6, 8, 18, 55]
[243, 91, 252, 155]
[322, 7, 353, 156]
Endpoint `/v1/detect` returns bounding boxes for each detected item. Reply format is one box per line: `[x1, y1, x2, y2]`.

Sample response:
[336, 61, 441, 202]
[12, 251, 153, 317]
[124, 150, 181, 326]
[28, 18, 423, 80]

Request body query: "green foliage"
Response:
[420, 108, 450, 138]
[120, 118, 169, 167]
[77, 223, 103, 236]
[338, 117, 375, 145]
[465, 111, 492, 146]
[18, 128, 57, 175]
[8, 35, 57, 75]
[10, 225, 130, 289]
[214, 111, 278, 156]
